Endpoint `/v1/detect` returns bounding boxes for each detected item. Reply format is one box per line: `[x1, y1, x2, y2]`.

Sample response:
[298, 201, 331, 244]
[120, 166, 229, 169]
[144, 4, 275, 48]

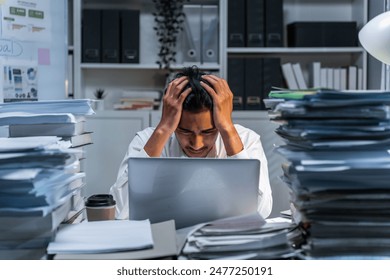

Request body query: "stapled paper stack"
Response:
[265, 89, 390, 259]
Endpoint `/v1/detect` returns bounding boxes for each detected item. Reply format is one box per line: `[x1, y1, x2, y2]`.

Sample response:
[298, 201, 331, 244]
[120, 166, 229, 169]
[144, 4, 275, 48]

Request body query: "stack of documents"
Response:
[53, 220, 176, 260]
[0, 99, 95, 259]
[0, 99, 95, 115]
[1, 99, 95, 148]
[265, 89, 390, 259]
[179, 213, 295, 260]
[112, 90, 161, 111]
[0, 137, 85, 259]
[47, 220, 153, 255]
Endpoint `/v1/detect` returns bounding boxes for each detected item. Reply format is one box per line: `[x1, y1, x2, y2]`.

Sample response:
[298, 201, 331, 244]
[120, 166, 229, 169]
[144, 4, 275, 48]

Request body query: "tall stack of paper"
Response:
[0, 99, 95, 259]
[179, 213, 295, 260]
[264, 89, 390, 259]
[0, 137, 84, 259]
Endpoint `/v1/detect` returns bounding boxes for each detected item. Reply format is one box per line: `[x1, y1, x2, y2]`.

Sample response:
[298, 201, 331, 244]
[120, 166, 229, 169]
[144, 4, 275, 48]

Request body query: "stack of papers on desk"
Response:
[266, 89, 390, 149]
[53, 220, 177, 260]
[265, 89, 390, 259]
[0, 137, 84, 259]
[0, 100, 95, 259]
[1, 101, 95, 149]
[0, 112, 85, 126]
[0, 99, 95, 116]
[179, 213, 295, 260]
[47, 220, 153, 254]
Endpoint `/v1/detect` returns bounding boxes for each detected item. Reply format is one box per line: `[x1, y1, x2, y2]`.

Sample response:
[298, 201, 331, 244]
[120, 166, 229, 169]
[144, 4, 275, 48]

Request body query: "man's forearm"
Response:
[219, 125, 244, 156]
[144, 125, 172, 157]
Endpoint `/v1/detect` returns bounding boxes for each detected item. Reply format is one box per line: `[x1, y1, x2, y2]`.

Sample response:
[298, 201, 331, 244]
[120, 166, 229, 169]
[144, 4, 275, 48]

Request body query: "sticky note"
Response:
[38, 48, 50, 65]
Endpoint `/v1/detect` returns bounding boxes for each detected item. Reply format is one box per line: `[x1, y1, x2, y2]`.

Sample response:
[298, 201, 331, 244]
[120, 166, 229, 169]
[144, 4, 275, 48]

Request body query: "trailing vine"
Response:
[152, 0, 188, 70]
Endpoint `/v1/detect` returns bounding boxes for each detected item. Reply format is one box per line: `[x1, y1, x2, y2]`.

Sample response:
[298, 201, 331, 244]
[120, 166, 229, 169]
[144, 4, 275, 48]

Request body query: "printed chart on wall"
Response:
[0, 0, 66, 103]
[0, 0, 50, 102]
[1, 0, 51, 42]
[2, 60, 38, 101]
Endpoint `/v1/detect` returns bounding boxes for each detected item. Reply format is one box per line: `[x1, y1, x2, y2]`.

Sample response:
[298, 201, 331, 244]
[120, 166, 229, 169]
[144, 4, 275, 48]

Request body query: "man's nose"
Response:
[190, 135, 204, 149]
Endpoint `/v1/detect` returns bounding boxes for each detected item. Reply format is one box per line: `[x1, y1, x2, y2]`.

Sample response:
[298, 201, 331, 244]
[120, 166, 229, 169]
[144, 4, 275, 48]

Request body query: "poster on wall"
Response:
[1, 59, 38, 102]
[0, 0, 51, 42]
[0, 0, 66, 103]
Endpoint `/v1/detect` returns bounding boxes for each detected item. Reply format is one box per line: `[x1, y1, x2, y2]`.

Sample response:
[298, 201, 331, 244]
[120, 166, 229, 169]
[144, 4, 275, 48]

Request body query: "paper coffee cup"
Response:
[85, 194, 116, 221]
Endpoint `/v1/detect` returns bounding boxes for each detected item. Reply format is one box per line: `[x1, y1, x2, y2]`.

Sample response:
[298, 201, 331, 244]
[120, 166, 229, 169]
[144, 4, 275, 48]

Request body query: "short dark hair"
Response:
[173, 66, 213, 112]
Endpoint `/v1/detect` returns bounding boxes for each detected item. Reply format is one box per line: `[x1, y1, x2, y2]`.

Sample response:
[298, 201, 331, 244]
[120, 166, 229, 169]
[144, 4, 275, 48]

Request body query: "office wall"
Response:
[0, 0, 67, 102]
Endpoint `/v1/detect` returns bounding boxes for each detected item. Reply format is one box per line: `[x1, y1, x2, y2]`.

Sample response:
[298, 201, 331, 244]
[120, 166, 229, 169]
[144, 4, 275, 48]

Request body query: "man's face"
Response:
[175, 109, 218, 157]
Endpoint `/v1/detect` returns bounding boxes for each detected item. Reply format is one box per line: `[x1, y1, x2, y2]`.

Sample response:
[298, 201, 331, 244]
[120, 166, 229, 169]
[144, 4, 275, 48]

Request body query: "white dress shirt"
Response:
[110, 124, 273, 219]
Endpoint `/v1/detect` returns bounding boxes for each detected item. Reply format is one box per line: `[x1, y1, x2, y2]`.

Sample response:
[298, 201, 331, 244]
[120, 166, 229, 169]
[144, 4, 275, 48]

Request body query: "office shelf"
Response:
[227, 47, 365, 54]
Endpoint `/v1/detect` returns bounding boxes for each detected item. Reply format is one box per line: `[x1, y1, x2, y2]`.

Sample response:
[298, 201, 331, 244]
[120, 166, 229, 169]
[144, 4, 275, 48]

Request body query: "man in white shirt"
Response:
[110, 66, 272, 219]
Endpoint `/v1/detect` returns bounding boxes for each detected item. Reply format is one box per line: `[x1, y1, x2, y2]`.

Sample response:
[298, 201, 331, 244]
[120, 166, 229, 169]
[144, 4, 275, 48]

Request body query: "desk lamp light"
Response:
[358, 2, 390, 90]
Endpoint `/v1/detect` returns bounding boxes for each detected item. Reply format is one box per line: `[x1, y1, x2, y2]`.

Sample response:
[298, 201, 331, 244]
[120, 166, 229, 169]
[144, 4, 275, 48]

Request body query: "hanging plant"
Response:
[152, 0, 188, 70]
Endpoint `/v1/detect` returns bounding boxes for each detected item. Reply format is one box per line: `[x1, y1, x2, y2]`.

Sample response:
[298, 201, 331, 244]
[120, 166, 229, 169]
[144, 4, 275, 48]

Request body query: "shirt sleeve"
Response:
[109, 128, 152, 219]
[230, 125, 273, 219]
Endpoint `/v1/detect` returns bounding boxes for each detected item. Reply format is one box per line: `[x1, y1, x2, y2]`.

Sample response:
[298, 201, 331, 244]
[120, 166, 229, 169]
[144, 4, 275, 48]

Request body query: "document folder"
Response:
[177, 5, 202, 64]
[227, 0, 245, 47]
[228, 57, 245, 110]
[82, 9, 101, 62]
[263, 57, 283, 108]
[246, 0, 265, 47]
[101, 10, 120, 63]
[201, 5, 219, 64]
[245, 58, 263, 110]
[120, 10, 140, 63]
[265, 0, 283, 47]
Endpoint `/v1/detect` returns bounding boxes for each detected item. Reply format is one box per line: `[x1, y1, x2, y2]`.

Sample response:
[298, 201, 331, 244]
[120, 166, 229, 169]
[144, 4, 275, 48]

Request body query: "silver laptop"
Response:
[128, 157, 260, 229]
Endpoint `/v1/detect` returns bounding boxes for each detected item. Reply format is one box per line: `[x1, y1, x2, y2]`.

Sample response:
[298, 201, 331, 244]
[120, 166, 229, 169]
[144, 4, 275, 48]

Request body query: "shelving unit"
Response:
[221, 0, 368, 89]
[70, 0, 368, 99]
[71, 0, 221, 102]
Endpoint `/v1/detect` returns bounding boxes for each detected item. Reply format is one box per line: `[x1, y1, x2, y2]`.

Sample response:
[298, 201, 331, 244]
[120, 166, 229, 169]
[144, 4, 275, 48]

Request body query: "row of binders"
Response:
[282, 62, 364, 91]
[0, 99, 95, 259]
[82, 9, 139, 63]
[265, 89, 390, 259]
[228, 0, 283, 48]
[229, 57, 283, 110]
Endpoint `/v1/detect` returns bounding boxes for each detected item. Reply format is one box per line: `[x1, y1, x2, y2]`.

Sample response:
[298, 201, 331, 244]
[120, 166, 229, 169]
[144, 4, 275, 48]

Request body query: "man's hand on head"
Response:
[159, 76, 192, 134]
[144, 76, 191, 157]
[200, 74, 244, 156]
[200, 75, 234, 132]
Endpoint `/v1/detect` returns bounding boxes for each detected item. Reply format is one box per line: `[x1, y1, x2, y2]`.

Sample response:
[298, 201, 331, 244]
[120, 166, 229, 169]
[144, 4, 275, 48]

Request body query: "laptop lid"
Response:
[128, 157, 260, 229]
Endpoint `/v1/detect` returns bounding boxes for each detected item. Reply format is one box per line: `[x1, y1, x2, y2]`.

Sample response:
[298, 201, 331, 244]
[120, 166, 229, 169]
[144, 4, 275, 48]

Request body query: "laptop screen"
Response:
[128, 157, 260, 229]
